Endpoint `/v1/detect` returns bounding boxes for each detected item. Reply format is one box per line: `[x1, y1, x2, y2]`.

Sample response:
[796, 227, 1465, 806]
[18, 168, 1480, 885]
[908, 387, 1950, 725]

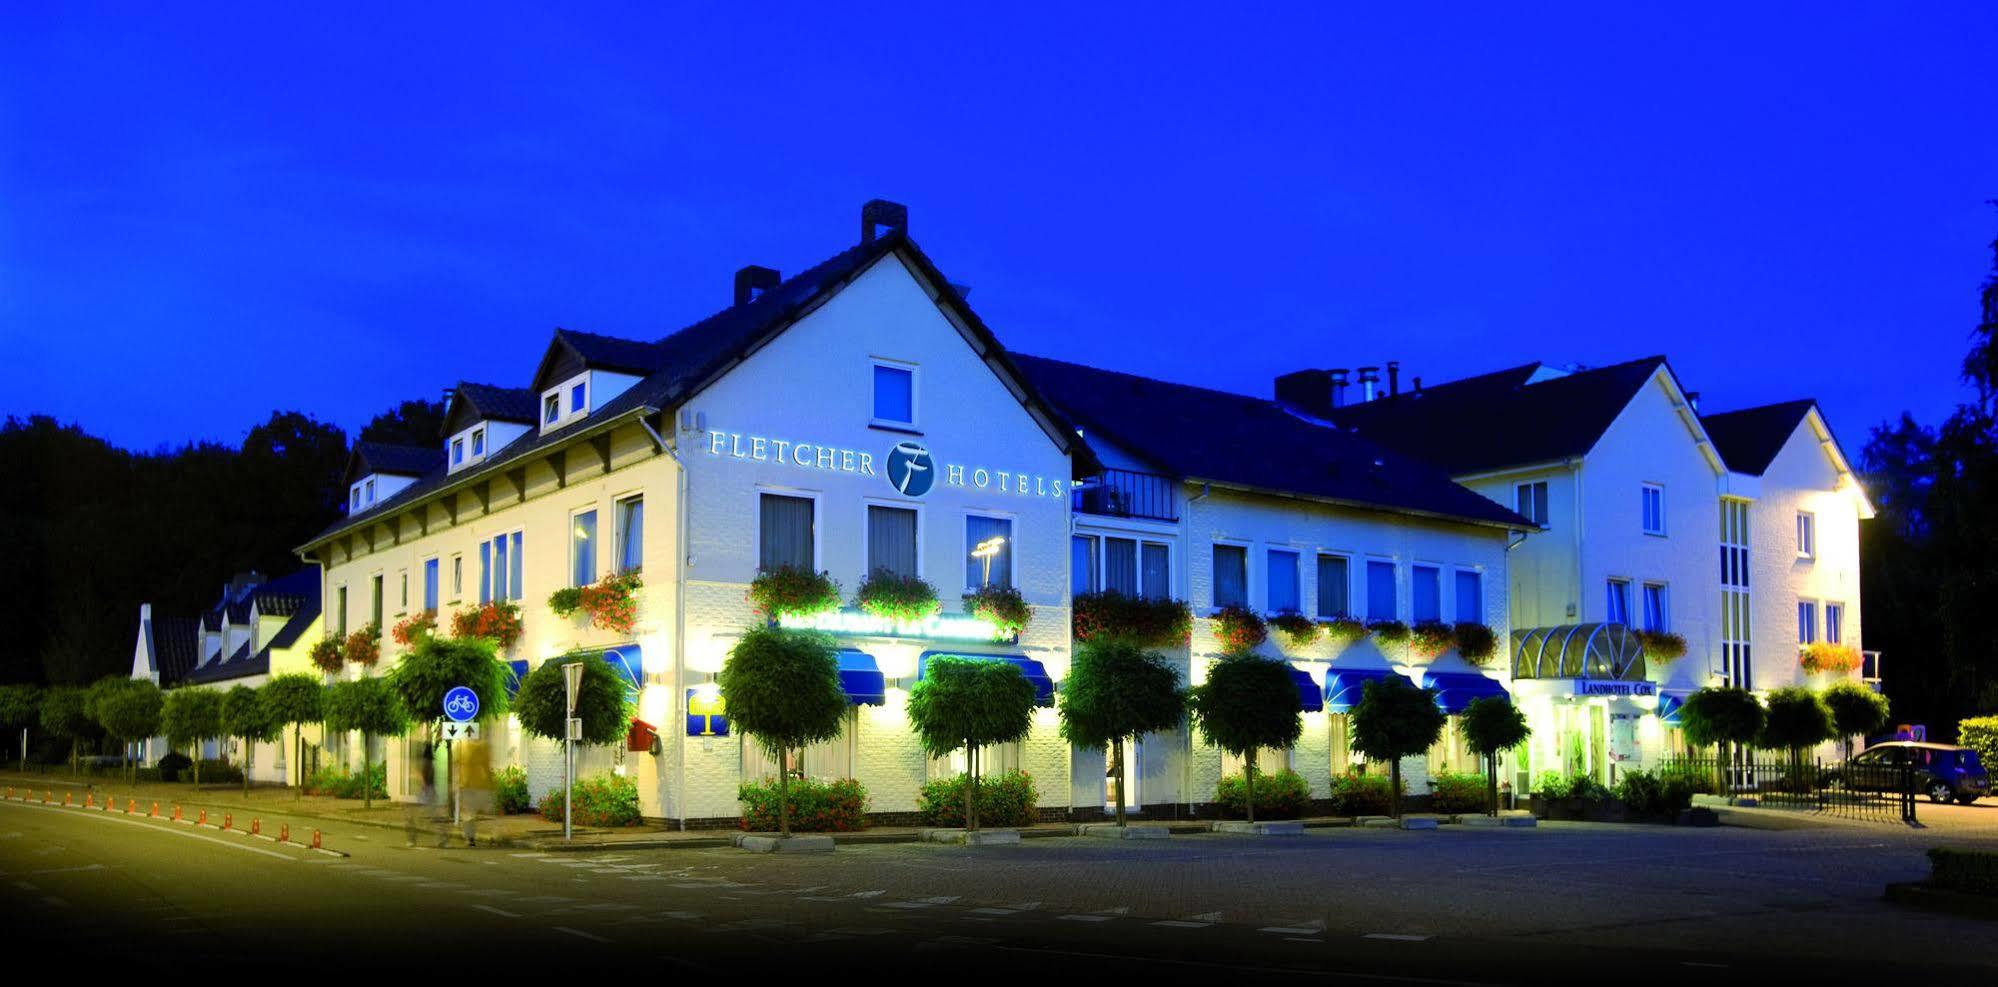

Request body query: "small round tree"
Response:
[1760, 686, 1836, 792]
[1680, 686, 1765, 794]
[1461, 696, 1531, 816]
[92, 679, 164, 784]
[221, 685, 280, 796]
[261, 674, 325, 797]
[385, 635, 513, 725]
[1059, 639, 1185, 827]
[515, 652, 635, 747]
[717, 626, 850, 837]
[1820, 681, 1891, 760]
[323, 677, 411, 809]
[1350, 676, 1446, 818]
[0, 684, 41, 772]
[39, 687, 98, 776]
[1188, 654, 1303, 824]
[907, 657, 1037, 832]
[160, 687, 225, 788]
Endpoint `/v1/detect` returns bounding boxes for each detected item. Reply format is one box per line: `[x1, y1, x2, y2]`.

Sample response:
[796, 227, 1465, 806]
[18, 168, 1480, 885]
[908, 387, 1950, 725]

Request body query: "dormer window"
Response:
[365, 478, 376, 504]
[544, 394, 559, 424]
[570, 381, 586, 413]
[451, 438, 465, 466]
[350, 488, 361, 510]
[540, 373, 592, 432]
[471, 427, 485, 456]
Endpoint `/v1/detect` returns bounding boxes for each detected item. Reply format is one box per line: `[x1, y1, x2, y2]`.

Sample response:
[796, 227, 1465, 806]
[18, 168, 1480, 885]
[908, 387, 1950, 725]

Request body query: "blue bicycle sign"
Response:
[442, 686, 480, 723]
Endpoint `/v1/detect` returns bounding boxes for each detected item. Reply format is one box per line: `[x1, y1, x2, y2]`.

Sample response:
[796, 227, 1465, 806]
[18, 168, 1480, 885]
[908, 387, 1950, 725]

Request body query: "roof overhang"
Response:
[1803, 405, 1877, 520]
[1185, 475, 1528, 533]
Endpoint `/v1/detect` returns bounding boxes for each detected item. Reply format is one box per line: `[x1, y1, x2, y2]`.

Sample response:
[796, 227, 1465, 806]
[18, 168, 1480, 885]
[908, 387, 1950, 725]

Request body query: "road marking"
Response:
[472, 904, 521, 918]
[1006, 901, 1042, 911]
[658, 910, 702, 920]
[881, 900, 938, 909]
[1151, 920, 1211, 928]
[827, 926, 893, 935]
[848, 889, 886, 897]
[1363, 933, 1433, 942]
[27, 864, 104, 876]
[0, 799, 296, 860]
[554, 926, 611, 943]
[510, 852, 550, 858]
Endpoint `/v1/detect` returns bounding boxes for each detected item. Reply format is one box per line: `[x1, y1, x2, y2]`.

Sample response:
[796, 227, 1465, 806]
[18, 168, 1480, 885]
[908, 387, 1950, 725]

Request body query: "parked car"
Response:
[1823, 741, 1988, 804]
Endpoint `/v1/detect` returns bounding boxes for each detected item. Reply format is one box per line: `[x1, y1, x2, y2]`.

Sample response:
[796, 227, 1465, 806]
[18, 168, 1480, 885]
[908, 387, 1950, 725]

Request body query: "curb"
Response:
[0, 789, 349, 857]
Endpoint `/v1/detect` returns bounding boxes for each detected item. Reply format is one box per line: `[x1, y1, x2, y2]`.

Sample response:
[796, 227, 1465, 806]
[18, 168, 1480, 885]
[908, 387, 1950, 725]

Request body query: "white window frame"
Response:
[1641, 482, 1666, 536]
[397, 568, 408, 616]
[1606, 577, 1633, 626]
[1073, 528, 1176, 601]
[1796, 511, 1816, 560]
[485, 528, 526, 603]
[1363, 556, 1399, 622]
[1264, 544, 1303, 615]
[870, 357, 919, 430]
[1797, 598, 1819, 645]
[1640, 581, 1669, 633]
[448, 553, 463, 603]
[1514, 481, 1550, 527]
[1824, 601, 1844, 645]
[1314, 551, 1355, 621]
[471, 426, 485, 457]
[1208, 538, 1253, 612]
[451, 438, 464, 466]
[754, 486, 823, 575]
[541, 373, 590, 432]
[421, 554, 440, 613]
[862, 498, 925, 579]
[613, 490, 644, 574]
[962, 509, 1020, 594]
[570, 505, 600, 589]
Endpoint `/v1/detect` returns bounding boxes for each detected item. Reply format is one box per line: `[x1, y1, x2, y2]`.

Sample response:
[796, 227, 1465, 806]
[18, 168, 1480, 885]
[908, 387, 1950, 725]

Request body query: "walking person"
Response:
[457, 736, 494, 848]
[404, 743, 438, 848]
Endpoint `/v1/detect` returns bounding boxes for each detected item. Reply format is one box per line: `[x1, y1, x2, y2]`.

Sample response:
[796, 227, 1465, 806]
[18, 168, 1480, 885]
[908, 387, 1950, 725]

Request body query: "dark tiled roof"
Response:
[201, 608, 221, 632]
[152, 617, 201, 687]
[1316, 357, 1669, 476]
[454, 382, 539, 426]
[184, 642, 268, 685]
[351, 442, 446, 478]
[302, 231, 1094, 549]
[225, 598, 253, 623]
[250, 567, 319, 618]
[1013, 354, 1531, 529]
[555, 328, 676, 376]
[1701, 400, 1816, 476]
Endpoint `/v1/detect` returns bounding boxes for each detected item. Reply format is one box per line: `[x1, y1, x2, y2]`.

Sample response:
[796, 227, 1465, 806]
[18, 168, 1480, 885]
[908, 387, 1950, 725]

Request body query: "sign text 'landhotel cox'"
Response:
[705, 428, 1065, 499]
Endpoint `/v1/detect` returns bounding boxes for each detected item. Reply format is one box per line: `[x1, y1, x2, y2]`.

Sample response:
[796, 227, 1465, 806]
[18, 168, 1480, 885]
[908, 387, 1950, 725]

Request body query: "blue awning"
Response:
[918, 651, 1055, 706]
[1657, 690, 1692, 727]
[1419, 671, 1508, 714]
[837, 650, 886, 706]
[1323, 668, 1417, 713]
[602, 645, 644, 695]
[505, 659, 528, 700]
[1290, 667, 1324, 712]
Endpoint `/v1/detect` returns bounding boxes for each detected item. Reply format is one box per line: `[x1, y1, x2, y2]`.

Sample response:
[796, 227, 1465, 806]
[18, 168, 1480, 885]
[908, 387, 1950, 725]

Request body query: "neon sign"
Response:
[778, 608, 1008, 642]
[704, 428, 1064, 500]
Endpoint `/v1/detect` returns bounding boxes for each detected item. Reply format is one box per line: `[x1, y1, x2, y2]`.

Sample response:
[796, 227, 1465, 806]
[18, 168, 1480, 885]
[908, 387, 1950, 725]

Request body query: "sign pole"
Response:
[564, 662, 583, 841]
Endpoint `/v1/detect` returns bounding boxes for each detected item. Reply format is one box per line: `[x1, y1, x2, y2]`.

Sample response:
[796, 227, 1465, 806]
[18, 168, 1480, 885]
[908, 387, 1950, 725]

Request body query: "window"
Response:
[569, 381, 586, 414]
[350, 487, 361, 510]
[615, 495, 643, 573]
[1798, 601, 1818, 645]
[1366, 560, 1396, 621]
[965, 515, 1013, 589]
[543, 394, 559, 424]
[478, 542, 491, 605]
[1140, 543, 1170, 600]
[872, 362, 915, 426]
[364, 478, 376, 504]
[1642, 483, 1665, 536]
[370, 574, 384, 627]
[1267, 549, 1301, 613]
[451, 438, 464, 465]
[572, 509, 598, 587]
[1412, 565, 1441, 623]
[1212, 544, 1248, 609]
[1103, 537, 1139, 596]
[1641, 583, 1667, 632]
[758, 493, 816, 571]
[482, 531, 524, 603]
[1825, 602, 1844, 645]
[1317, 555, 1350, 619]
[1606, 579, 1631, 626]
[336, 586, 348, 636]
[450, 555, 462, 599]
[1455, 570, 1483, 624]
[867, 505, 918, 578]
[423, 558, 439, 612]
[398, 570, 408, 611]
[1074, 535, 1170, 599]
[1515, 481, 1549, 526]
[1071, 536, 1099, 595]
[471, 427, 485, 457]
[1796, 511, 1816, 559]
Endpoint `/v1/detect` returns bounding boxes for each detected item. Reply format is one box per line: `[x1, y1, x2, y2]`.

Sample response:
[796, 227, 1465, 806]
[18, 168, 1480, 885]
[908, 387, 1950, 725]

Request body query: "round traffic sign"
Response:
[442, 686, 480, 723]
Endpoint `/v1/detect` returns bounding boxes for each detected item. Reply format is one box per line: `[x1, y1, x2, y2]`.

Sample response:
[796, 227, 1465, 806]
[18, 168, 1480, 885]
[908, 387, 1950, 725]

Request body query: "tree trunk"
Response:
[777, 747, 791, 837]
[295, 726, 304, 798]
[1245, 753, 1257, 825]
[1389, 759, 1403, 819]
[1714, 741, 1727, 796]
[70, 738, 78, 777]
[1487, 752, 1499, 816]
[966, 743, 979, 832]
[193, 745, 201, 789]
[362, 732, 373, 810]
[1112, 737, 1127, 827]
[242, 737, 251, 796]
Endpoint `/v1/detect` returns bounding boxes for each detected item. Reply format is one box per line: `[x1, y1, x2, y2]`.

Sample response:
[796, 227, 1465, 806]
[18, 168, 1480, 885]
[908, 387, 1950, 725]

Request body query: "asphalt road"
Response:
[2, 797, 1991, 982]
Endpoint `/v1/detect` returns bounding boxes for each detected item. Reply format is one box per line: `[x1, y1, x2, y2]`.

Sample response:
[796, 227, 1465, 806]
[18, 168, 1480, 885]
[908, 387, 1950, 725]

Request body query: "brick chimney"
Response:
[1356, 366, 1381, 402]
[734, 265, 781, 306]
[861, 199, 908, 243]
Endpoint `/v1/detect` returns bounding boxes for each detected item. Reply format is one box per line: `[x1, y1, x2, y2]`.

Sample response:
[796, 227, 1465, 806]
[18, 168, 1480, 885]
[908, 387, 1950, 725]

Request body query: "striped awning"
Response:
[1323, 668, 1418, 714]
[1419, 671, 1508, 714]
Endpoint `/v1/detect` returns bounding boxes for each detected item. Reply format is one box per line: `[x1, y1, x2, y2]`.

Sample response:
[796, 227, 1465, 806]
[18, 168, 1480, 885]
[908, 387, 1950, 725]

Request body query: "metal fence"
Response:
[1660, 753, 1917, 824]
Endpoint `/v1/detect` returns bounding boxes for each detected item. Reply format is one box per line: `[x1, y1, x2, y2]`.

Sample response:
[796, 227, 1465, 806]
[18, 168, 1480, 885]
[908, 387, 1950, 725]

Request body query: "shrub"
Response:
[736, 776, 868, 832]
[1615, 770, 1694, 816]
[303, 762, 387, 800]
[1410, 620, 1455, 657]
[310, 638, 343, 673]
[1327, 771, 1397, 816]
[1660, 762, 1718, 795]
[748, 565, 841, 618]
[1961, 716, 1998, 771]
[1928, 847, 1998, 896]
[1072, 592, 1192, 647]
[1210, 604, 1268, 653]
[1534, 772, 1610, 800]
[1569, 775, 1613, 801]
[1799, 641, 1862, 674]
[1322, 617, 1368, 648]
[157, 751, 194, 783]
[1639, 630, 1687, 661]
[1453, 623, 1498, 664]
[344, 623, 382, 667]
[391, 611, 437, 647]
[557, 571, 643, 633]
[1367, 619, 1410, 645]
[450, 601, 524, 650]
[918, 771, 1039, 828]
[1427, 772, 1490, 815]
[963, 584, 1032, 638]
[495, 765, 532, 814]
[855, 568, 941, 623]
[539, 773, 642, 827]
[1215, 769, 1311, 820]
[195, 758, 244, 784]
[1269, 613, 1317, 648]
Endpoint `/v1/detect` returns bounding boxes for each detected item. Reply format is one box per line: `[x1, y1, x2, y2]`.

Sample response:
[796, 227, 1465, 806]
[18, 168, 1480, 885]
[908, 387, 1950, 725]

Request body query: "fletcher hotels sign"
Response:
[704, 428, 1065, 500]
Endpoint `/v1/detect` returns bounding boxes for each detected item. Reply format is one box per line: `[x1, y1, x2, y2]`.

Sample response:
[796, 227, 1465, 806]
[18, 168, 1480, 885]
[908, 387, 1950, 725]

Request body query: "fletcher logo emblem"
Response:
[885, 441, 935, 497]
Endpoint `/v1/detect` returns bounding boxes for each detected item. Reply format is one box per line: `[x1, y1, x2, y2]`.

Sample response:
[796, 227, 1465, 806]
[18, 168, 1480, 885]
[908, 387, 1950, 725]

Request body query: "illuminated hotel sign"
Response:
[704, 429, 1064, 500]
[1575, 680, 1656, 698]
[778, 608, 1009, 643]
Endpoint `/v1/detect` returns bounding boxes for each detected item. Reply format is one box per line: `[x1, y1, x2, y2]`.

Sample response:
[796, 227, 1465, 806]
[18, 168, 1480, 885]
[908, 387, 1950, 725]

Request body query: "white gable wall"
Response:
[1749, 417, 1866, 692]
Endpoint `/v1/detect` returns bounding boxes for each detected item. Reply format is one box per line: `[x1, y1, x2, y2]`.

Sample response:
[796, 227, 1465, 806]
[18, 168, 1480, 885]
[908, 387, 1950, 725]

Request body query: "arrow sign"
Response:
[439, 720, 481, 742]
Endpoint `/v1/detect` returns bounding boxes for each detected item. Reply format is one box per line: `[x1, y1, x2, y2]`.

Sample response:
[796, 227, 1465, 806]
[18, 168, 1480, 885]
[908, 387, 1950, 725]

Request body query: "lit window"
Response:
[1267, 549, 1300, 613]
[873, 362, 915, 426]
[1606, 579, 1631, 625]
[1796, 512, 1815, 559]
[1642, 483, 1665, 536]
[1212, 544, 1247, 609]
[572, 510, 597, 588]
[1515, 482, 1549, 526]
[966, 515, 1013, 590]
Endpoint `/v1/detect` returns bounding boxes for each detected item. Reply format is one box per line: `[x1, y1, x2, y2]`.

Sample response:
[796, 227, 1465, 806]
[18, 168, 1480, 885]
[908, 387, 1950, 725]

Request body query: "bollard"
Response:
[251, 818, 261, 836]
[222, 813, 232, 831]
[63, 792, 71, 807]
[127, 799, 137, 814]
[45, 790, 52, 804]
[197, 808, 207, 826]
[311, 829, 322, 850]
[150, 802, 160, 818]
[84, 793, 93, 808]
[104, 797, 114, 813]
[173, 804, 183, 822]
[279, 823, 290, 843]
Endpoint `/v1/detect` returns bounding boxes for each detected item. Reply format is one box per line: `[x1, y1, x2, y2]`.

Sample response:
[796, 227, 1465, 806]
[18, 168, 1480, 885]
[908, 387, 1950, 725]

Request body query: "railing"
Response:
[1862, 650, 1883, 687]
[1072, 468, 1179, 522]
[1660, 753, 1916, 824]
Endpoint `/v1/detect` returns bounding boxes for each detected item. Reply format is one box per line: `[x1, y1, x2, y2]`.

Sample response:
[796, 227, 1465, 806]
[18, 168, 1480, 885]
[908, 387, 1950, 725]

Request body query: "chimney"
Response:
[1274, 370, 1333, 415]
[1686, 390, 1701, 411]
[1356, 366, 1381, 402]
[1387, 360, 1401, 397]
[861, 199, 908, 243]
[1412, 376, 1423, 393]
[1329, 368, 1350, 408]
[733, 265, 781, 306]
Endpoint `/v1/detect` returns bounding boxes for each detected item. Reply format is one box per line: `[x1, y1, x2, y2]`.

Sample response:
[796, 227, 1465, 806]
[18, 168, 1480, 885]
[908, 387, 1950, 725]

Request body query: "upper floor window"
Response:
[1366, 560, 1397, 622]
[1515, 481, 1549, 526]
[1797, 600, 1818, 644]
[350, 488, 361, 511]
[758, 493, 816, 572]
[1317, 554, 1350, 619]
[571, 509, 598, 588]
[1212, 543, 1248, 609]
[543, 394, 560, 424]
[370, 574, 384, 626]
[1077, 535, 1169, 599]
[449, 554, 463, 600]
[1454, 569, 1483, 624]
[966, 514, 1013, 590]
[1825, 602, 1844, 644]
[471, 427, 485, 457]
[1072, 536, 1099, 596]
[872, 361, 916, 427]
[479, 531, 524, 604]
[1641, 582, 1667, 632]
[365, 478, 376, 504]
[569, 381, 586, 414]
[1641, 483, 1665, 536]
[423, 558, 440, 612]
[452, 438, 465, 466]
[1411, 564, 1441, 623]
[1796, 511, 1816, 560]
[1267, 549, 1300, 614]
[336, 585, 349, 636]
[615, 495, 643, 573]
[1606, 578, 1632, 626]
[867, 505, 919, 579]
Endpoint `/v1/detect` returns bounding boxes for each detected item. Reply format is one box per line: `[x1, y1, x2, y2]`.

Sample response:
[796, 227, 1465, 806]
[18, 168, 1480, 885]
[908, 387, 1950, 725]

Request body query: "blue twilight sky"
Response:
[3, 5, 1994, 457]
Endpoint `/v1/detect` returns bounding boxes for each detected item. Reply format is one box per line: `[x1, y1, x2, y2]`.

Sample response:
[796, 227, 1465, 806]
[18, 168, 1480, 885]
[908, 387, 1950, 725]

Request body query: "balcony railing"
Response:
[1072, 468, 1179, 523]
[1862, 649, 1883, 687]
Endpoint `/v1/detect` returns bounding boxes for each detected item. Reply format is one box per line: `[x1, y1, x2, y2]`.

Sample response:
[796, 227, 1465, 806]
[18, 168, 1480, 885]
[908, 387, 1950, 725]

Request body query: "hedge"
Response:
[1215, 769, 1310, 820]
[1328, 771, 1397, 816]
[1928, 847, 1998, 896]
[540, 773, 642, 827]
[918, 771, 1039, 828]
[737, 776, 868, 832]
[1427, 772, 1489, 815]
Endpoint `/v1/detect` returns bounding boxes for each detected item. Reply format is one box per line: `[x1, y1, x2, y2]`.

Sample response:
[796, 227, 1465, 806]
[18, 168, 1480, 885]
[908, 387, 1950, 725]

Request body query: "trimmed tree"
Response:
[38, 687, 97, 775]
[92, 679, 164, 784]
[1760, 686, 1836, 792]
[261, 674, 325, 797]
[0, 684, 41, 772]
[386, 635, 513, 812]
[515, 651, 635, 746]
[221, 685, 280, 796]
[1188, 654, 1303, 824]
[1820, 681, 1891, 761]
[907, 656, 1037, 832]
[718, 626, 850, 837]
[160, 688, 225, 788]
[1461, 696, 1531, 816]
[323, 677, 411, 810]
[1679, 686, 1765, 794]
[1058, 639, 1185, 827]
[1350, 676, 1447, 819]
